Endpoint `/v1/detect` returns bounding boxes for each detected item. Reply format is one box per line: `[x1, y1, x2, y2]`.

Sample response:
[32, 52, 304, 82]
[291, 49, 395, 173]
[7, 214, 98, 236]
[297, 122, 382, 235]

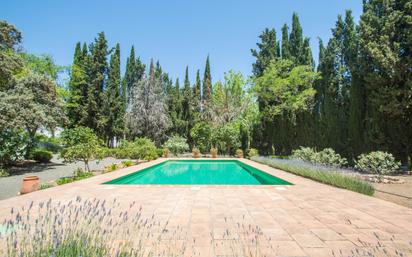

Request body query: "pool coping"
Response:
[85, 158, 297, 189]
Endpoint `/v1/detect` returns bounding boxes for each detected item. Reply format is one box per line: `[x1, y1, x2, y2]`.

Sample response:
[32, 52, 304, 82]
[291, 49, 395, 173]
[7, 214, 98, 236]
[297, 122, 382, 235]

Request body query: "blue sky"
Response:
[1, 0, 362, 83]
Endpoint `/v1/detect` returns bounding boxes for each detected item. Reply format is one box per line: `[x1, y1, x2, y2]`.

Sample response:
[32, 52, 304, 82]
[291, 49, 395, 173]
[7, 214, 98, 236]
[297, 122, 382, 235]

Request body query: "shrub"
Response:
[248, 148, 259, 158]
[116, 138, 158, 161]
[0, 129, 28, 167]
[210, 147, 218, 158]
[134, 138, 158, 161]
[355, 151, 400, 175]
[163, 148, 170, 158]
[235, 149, 244, 158]
[57, 168, 94, 185]
[292, 147, 317, 163]
[39, 183, 54, 190]
[316, 148, 348, 167]
[247, 148, 259, 158]
[252, 156, 375, 196]
[292, 147, 347, 168]
[163, 136, 189, 156]
[105, 163, 119, 173]
[192, 148, 201, 158]
[121, 160, 135, 167]
[60, 127, 102, 172]
[30, 149, 53, 163]
[0, 168, 10, 177]
[190, 122, 212, 153]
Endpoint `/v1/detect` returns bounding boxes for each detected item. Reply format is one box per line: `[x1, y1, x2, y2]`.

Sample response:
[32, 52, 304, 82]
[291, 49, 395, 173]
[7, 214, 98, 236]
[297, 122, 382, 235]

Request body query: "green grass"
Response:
[252, 156, 375, 196]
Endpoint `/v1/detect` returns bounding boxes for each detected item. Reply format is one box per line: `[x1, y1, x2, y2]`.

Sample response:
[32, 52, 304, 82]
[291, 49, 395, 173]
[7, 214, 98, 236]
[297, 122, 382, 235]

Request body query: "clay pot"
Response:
[20, 176, 39, 194]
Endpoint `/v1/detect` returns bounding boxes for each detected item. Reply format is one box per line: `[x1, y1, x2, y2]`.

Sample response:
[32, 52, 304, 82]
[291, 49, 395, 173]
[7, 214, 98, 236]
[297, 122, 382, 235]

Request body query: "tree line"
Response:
[251, 0, 411, 164]
[1, 0, 410, 167]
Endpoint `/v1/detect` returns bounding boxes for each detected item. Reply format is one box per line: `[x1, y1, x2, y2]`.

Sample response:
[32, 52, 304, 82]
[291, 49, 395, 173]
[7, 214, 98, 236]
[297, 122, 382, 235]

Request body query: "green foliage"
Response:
[213, 123, 241, 155]
[104, 43, 124, 145]
[163, 136, 189, 156]
[133, 138, 158, 160]
[0, 168, 10, 177]
[105, 163, 119, 173]
[355, 151, 400, 175]
[252, 156, 375, 196]
[162, 148, 170, 158]
[190, 122, 212, 153]
[60, 127, 102, 171]
[248, 148, 259, 158]
[0, 129, 28, 167]
[256, 59, 318, 120]
[36, 135, 62, 153]
[116, 138, 158, 161]
[121, 160, 135, 167]
[39, 183, 54, 190]
[57, 168, 94, 185]
[292, 147, 347, 168]
[30, 149, 53, 163]
[251, 28, 279, 77]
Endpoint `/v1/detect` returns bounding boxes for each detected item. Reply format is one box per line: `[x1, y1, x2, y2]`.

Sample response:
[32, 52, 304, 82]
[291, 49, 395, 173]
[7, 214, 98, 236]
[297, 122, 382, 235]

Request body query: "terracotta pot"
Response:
[20, 176, 39, 194]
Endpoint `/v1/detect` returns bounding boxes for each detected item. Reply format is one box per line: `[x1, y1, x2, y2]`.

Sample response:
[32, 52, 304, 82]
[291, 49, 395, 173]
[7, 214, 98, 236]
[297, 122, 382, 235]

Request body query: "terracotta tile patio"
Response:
[0, 158, 411, 256]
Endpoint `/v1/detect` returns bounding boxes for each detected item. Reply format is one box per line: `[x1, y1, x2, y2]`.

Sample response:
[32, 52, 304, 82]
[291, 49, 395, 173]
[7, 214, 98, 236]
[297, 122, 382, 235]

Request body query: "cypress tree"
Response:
[202, 56, 212, 107]
[289, 13, 303, 63]
[251, 28, 278, 77]
[359, 0, 412, 161]
[281, 24, 290, 59]
[193, 69, 201, 112]
[104, 43, 123, 146]
[182, 66, 193, 142]
[67, 42, 86, 127]
[123, 46, 145, 106]
[85, 32, 108, 137]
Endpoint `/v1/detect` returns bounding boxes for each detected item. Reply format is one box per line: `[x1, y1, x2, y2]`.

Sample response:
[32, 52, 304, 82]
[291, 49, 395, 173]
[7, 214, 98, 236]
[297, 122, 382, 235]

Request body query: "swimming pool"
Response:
[104, 160, 292, 185]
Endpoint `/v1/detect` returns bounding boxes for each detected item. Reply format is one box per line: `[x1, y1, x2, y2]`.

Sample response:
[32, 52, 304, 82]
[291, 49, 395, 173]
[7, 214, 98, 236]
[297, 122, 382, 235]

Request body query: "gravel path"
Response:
[0, 156, 127, 200]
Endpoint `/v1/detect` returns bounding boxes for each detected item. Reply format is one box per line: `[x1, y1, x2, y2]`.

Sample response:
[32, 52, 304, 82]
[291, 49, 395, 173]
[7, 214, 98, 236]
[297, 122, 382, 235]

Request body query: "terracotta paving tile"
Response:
[291, 233, 326, 248]
[1, 158, 411, 255]
[310, 228, 345, 241]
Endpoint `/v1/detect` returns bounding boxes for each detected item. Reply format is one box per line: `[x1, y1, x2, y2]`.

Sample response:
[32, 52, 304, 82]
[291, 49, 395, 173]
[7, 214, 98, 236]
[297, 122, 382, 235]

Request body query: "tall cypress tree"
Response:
[202, 56, 212, 107]
[182, 66, 193, 142]
[85, 32, 108, 136]
[123, 46, 145, 106]
[289, 13, 304, 63]
[104, 43, 123, 146]
[281, 24, 290, 59]
[67, 42, 84, 127]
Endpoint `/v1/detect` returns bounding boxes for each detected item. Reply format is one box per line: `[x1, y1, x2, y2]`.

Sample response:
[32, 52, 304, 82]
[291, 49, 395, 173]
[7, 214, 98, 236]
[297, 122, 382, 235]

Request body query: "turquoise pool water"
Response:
[104, 160, 292, 185]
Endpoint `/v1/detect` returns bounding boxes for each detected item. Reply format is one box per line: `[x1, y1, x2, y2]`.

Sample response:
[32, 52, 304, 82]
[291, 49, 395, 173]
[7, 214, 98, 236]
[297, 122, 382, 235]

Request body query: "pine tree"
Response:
[202, 56, 212, 108]
[251, 28, 278, 77]
[104, 43, 124, 146]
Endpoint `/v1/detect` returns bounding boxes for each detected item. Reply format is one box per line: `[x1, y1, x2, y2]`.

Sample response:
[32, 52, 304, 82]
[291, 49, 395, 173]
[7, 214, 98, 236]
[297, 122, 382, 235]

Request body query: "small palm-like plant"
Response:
[163, 148, 170, 158]
[121, 160, 135, 167]
[210, 147, 218, 158]
[192, 147, 201, 158]
[235, 149, 244, 158]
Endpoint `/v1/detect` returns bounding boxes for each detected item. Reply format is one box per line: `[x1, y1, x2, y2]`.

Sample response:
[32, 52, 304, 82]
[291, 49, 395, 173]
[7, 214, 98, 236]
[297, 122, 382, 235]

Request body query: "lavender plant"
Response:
[0, 197, 187, 256]
[252, 156, 374, 195]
